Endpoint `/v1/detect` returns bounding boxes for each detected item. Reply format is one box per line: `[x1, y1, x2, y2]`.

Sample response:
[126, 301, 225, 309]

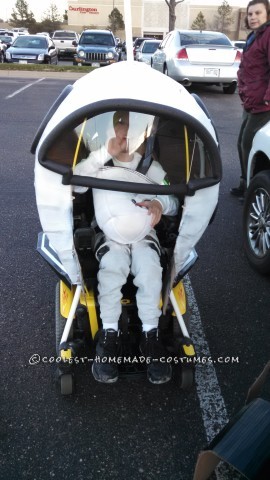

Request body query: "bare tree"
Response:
[165, 0, 185, 32]
[39, 3, 62, 32]
[9, 0, 36, 30]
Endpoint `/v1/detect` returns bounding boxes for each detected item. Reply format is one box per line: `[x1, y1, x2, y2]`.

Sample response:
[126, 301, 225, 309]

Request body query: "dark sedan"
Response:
[5, 35, 58, 64]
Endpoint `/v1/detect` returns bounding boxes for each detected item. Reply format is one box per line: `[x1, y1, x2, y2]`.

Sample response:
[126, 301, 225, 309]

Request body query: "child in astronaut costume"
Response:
[74, 111, 179, 384]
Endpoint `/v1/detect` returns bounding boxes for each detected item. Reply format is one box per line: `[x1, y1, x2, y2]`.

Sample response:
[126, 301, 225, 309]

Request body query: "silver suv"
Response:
[73, 29, 121, 67]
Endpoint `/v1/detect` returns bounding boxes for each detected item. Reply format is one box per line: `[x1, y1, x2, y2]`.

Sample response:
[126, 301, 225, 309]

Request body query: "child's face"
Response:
[114, 113, 129, 140]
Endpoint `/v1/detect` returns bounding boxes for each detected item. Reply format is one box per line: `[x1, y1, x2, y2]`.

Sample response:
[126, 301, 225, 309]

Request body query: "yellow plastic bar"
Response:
[183, 343, 195, 356]
[60, 348, 72, 360]
[60, 281, 75, 318]
[80, 287, 99, 339]
[72, 117, 87, 168]
[172, 281, 186, 315]
[184, 125, 190, 182]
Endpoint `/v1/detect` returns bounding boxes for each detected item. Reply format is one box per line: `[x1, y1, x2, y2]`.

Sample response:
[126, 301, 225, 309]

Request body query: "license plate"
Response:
[19, 60, 28, 64]
[204, 68, 219, 77]
[91, 62, 100, 68]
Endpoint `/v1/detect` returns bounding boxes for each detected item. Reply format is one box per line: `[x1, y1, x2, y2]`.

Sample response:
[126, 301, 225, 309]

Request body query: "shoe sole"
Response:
[148, 376, 172, 384]
[230, 190, 245, 197]
[91, 364, 118, 384]
[147, 367, 172, 385]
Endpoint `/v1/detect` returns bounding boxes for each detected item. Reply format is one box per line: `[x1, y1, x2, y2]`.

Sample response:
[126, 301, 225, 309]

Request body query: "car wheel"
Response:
[223, 83, 237, 94]
[163, 64, 169, 76]
[243, 170, 270, 274]
[0, 51, 4, 63]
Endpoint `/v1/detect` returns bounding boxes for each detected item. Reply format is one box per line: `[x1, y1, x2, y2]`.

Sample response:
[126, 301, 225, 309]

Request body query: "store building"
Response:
[67, 0, 247, 40]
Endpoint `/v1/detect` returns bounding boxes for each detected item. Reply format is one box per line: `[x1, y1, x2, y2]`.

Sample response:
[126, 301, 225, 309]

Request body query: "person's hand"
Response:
[135, 199, 163, 227]
[108, 137, 128, 157]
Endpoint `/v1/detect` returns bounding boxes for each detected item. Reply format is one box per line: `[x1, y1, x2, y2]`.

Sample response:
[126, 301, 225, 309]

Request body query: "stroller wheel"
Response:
[60, 373, 74, 395]
[180, 367, 194, 391]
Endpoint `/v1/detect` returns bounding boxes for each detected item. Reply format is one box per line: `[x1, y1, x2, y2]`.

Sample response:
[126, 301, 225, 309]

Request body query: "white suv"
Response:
[243, 122, 270, 273]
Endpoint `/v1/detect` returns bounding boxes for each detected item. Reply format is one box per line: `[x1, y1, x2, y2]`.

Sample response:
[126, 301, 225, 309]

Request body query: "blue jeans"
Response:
[237, 109, 270, 181]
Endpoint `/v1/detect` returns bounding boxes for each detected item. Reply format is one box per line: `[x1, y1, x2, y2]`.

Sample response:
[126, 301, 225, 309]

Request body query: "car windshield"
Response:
[80, 33, 114, 46]
[142, 42, 160, 53]
[43, 110, 215, 186]
[180, 33, 232, 46]
[53, 32, 76, 39]
[13, 37, 47, 48]
[0, 36, 12, 43]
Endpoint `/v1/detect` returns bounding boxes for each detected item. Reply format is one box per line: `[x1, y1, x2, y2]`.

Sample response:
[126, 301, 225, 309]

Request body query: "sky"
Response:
[0, 1, 68, 22]
[0, 0, 248, 23]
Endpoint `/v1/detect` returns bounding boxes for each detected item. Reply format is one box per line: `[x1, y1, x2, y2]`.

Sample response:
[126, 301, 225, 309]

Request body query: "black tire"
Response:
[0, 51, 4, 64]
[55, 282, 73, 355]
[179, 367, 194, 391]
[243, 170, 270, 274]
[60, 373, 74, 395]
[163, 64, 169, 76]
[223, 83, 237, 94]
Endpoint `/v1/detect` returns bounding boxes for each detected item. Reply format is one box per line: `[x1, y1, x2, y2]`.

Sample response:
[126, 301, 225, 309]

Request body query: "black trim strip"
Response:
[37, 98, 222, 195]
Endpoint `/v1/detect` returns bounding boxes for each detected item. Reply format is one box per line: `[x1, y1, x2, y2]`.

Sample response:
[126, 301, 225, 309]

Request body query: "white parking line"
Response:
[185, 276, 229, 478]
[5, 78, 45, 99]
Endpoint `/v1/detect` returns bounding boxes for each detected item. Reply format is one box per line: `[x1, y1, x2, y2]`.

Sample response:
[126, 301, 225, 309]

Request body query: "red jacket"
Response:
[238, 21, 270, 113]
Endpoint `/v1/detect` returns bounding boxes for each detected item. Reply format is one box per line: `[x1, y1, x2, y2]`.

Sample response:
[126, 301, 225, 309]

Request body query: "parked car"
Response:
[36, 32, 51, 38]
[151, 29, 242, 94]
[0, 41, 6, 63]
[11, 27, 29, 35]
[73, 29, 121, 66]
[51, 30, 79, 58]
[0, 35, 13, 51]
[231, 40, 246, 50]
[5, 35, 58, 64]
[133, 36, 152, 59]
[0, 30, 16, 42]
[135, 39, 160, 64]
[243, 121, 270, 274]
[0, 35, 14, 62]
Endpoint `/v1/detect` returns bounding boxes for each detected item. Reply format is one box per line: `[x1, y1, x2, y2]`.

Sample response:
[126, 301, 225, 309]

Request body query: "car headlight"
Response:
[6, 51, 11, 59]
[38, 54, 45, 61]
[107, 52, 114, 59]
[78, 50, 85, 58]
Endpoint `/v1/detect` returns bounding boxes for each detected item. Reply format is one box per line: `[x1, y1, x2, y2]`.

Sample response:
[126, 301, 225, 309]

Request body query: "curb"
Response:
[0, 69, 86, 80]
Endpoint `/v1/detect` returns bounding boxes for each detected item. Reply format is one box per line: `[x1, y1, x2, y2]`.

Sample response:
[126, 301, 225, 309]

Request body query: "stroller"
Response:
[32, 61, 222, 394]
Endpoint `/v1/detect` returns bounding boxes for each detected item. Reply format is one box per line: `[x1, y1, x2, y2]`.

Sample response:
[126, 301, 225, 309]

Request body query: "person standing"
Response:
[230, 0, 270, 197]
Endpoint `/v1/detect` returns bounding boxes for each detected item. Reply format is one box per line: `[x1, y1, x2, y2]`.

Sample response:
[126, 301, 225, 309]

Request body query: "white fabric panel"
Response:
[174, 184, 219, 277]
[36, 62, 217, 150]
[34, 160, 81, 285]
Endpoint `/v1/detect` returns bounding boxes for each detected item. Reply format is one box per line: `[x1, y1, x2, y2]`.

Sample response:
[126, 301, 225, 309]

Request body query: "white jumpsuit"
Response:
[74, 148, 179, 327]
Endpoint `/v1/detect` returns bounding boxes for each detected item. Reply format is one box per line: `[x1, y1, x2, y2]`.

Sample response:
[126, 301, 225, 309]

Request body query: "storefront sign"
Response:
[69, 6, 99, 14]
